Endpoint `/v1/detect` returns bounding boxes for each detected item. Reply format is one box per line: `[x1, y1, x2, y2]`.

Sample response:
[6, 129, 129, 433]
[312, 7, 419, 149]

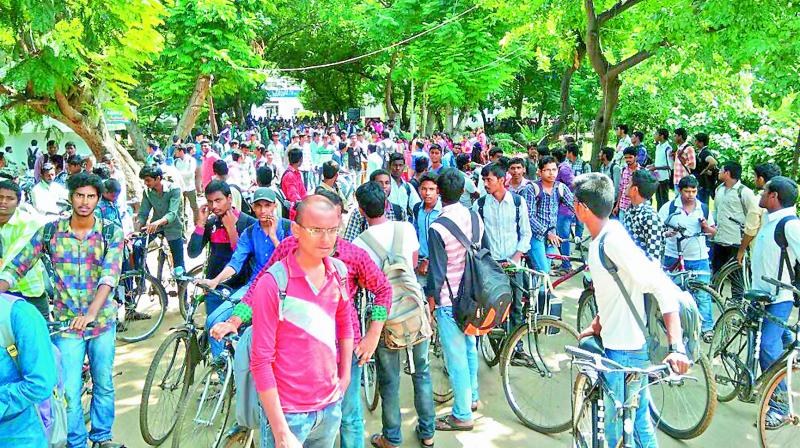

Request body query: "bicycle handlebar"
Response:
[567, 345, 693, 380]
[174, 274, 232, 298]
[761, 276, 800, 296]
[47, 320, 96, 335]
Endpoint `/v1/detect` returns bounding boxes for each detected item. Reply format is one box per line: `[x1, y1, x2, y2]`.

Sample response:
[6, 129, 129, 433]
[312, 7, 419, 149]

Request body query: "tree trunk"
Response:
[444, 104, 454, 133]
[455, 108, 468, 131]
[384, 52, 399, 121]
[175, 74, 212, 140]
[591, 75, 622, 168]
[514, 75, 525, 119]
[124, 120, 149, 162]
[400, 82, 410, 130]
[479, 108, 488, 128]
[208, 86, 219, 137]
[551, 38, 587, 139]
[235, 94, 246, 127]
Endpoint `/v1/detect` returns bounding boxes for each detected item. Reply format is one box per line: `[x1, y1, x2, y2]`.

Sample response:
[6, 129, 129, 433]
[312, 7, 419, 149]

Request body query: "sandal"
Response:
[92, 442, 126, 448]
[435, 415, 473, 431]
[370, 433, 397, 448]
[415, 427, 434, 447]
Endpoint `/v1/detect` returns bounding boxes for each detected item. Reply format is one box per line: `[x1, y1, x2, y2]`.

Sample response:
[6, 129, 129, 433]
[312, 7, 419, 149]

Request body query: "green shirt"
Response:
[138, 181, 184, 241]
[0, 208, 48, 297]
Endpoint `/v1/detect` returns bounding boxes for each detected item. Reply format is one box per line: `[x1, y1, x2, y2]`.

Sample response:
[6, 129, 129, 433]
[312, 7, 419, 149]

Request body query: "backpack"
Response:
[598, 233, 702, 362]
[775, 216, 800, 304]
[436, 212, 513, 336]
[667, 199, 709, 221]
[27, 147, 38, 170]
[275, 176, 292, 219]
[40, 218, 118, 267]
[359, 223, 432, 355]
[0, 294, 68, 448]
[477, 192, 523, 240]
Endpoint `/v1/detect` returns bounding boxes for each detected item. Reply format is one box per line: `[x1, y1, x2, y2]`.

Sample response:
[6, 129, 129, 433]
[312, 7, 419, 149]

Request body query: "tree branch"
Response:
[607, 42, 664, 77]
[584, 0, 610, 76]
[597, 0, 647, 26]
[54, 91, 85, 123]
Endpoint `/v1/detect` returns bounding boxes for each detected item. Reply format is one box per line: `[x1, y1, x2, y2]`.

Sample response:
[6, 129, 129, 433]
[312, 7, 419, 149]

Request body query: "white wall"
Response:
[1, 117, 93, 171]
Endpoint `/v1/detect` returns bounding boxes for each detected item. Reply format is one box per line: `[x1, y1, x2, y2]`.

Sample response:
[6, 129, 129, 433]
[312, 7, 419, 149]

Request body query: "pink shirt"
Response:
[250, 253, 354, 412]
[280, 166, 307, 220]
[201, 150, 221, 188]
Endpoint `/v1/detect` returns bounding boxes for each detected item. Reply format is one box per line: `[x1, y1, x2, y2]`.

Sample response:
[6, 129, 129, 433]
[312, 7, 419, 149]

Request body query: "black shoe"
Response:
[126, 310, 152, 321]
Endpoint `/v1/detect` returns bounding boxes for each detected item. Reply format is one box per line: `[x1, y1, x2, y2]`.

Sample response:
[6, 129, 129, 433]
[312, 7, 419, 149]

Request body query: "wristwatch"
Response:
[668, 342, 686, 355]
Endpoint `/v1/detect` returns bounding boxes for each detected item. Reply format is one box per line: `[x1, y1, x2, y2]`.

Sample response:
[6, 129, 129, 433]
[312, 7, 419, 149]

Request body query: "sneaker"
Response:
[511, 350, 535, 367]
[702, 330, 714, 344]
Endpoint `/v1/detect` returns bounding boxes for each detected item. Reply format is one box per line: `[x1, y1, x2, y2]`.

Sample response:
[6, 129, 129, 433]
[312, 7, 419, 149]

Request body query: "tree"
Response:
[0, 0, 165, 193]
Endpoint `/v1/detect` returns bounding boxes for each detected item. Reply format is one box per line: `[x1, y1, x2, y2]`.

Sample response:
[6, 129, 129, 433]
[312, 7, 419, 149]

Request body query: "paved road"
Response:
[110, 265, 763, 447]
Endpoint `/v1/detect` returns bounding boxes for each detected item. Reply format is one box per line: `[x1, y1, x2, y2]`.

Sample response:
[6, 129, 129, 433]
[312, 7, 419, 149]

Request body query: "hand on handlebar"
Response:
[197, 278, 219, 290]
[547, 233, 562, 247]
[210, 321, 239, 341]
[663, 352, 691, 375]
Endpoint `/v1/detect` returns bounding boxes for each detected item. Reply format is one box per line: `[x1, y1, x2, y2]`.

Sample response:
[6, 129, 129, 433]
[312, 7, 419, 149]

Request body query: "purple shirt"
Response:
[556, 161, 575, 216]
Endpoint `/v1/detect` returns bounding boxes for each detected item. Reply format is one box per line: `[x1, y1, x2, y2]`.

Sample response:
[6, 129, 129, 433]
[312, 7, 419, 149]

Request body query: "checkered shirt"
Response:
[622, 202, 664, 262]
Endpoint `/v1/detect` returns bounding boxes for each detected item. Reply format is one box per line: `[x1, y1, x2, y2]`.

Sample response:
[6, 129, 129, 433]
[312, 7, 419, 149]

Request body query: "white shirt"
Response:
[353, 221, 419, 270]
[300, 143, 312, 171]
[111, 169, 128, 208]
[159, 163, 183, 191]
[658, 197, 714, 261]
[472, 190, 532, 260]
[589, 220, 683, 350]
[30, 180, 68, 216]
[388, 177, 421, 215]
[614, 135, 632, 163]
[653, 141, 673, 182]
[174, 155, 197, 193]
[751, 207, 800, 304]
[712, 181, 759, 246]
[458, 171, 478, 208]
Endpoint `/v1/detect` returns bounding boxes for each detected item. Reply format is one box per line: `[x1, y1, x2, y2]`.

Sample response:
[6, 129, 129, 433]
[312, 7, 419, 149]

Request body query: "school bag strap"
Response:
[598, 233, 648, 337]
[0, 293, 22, 370]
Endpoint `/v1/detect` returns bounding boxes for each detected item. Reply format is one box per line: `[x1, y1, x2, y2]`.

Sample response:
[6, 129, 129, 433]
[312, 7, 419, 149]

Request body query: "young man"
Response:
[174, 144, 200, 225]
[100, 154, 127, 209]
[202, 188, 292, 357]
[749, 176, 800, 428]
[413, 174, 442, 277]
[488, 147, 503, 164]
[425, 168, 483, 432]
[97, 179, 134, 237]
[410, 141, 429, 177]
[521, 156, 574, 273]
[135, 166, 185, 279]
[711, 161, 760, 272]
[554, 149, 576, 271]
[598, 147, 621, 198]
[507, 157, 531, 194]
[345, 135, 363, 183]
[428, 145, 445, 175]
[31, 162, 69, 217]
[188, 180, 256, 316]
[454, 154, 480, 207]
[0, 181, 50, 318]
[201, 139, 221, 189]
[387, 153, 421, 222]
[672, 128, 695, 192]
[250, 196, 354, 448]
[649, 128, 673, 208]
[614, 124, 632, 163]
[33, 139, 59, 183]
[351, 182, 434, 448]
[658, 175, 717, 341]
[66, 154, 85, 177]
[631, 131, 649, 166]
[565, 143, 591, 255]
[621, 170, 664, 262]
[410, 156, 429, 192]
[342, 169, 405, 242]
[574, 172, 690, 448]
[280, 147, 307, 221]
[613, 147, 640, 222]
[318, 160, 349, 211]
[0, 173, 125, 448]
[524, 144, 540, 181]
[476, 163, 532, 329]
[737, 163, 783, 264]
[267, 132, 285, 165]
[692, 133, 718, 204]
[366, 144, 383, 179]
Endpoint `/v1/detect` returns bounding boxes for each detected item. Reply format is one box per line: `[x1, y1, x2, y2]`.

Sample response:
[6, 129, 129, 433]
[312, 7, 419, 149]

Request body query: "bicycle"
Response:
[430, 325, 454, 404]
[496, 263, 580, 433]
[569, 345, 695, 448]
[171, 334, 239, 448]
[139, 276, 230, 446]
[712, 217, 751, 307]
[355, 289, 380, 412]
[756, 276, 800, 447]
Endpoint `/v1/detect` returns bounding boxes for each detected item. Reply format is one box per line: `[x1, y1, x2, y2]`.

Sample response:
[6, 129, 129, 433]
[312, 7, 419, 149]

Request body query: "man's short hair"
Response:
[104, 178, 121, 195]
[287, 147, 303, 165]
[205, 179, 231, 198]
[436, 168, 464, 204]
[601, 147, 615, 161]
[419, 173, 438, 187]
[633, 131, 645, 142]
[489, 147, 503, 158]
[322, 160, 339, 180]
[92, 166, 111, 180]
[694, 133, 709, 146]
[678, 175, 699, 190]
[675, 128, 688, 140]
[213, 159, 229, 176]
[388, 152, 404, 165]
[538, 155, 558, 170]
[631, 170, 658, 200]
[314, 187, 343, 209]
[508, 157, 525, 168]
[616, 124, 629, 134]
[481, 162, 506, 179]
[429, 144, 442, 154]
[367, 144, 377, 154]
[565, 143, 581, 157]
[256, 165, 273, 187]
[721, 161, 742, 180]
[67, 172, 104, 197]
[414, 156, 429, 173]
[573, 173, 615, 218]
[67, 154, 84, 166]
[657, 128, 669, 139]
[754, 162, 781, 182]
[139, 165, 163, 180]
[765, 176, 799, 208]
[455, 153, 471, 171]
[0, 180, 21, 201]
[552, 149, 566, 163]
[369, 169, 390, 182]
[355, 181, 386, 219]
[623, 146, 638, 157]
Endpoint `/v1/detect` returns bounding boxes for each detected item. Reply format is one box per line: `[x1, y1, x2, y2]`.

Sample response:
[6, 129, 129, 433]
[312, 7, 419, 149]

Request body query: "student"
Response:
[621, 170, 664, 262]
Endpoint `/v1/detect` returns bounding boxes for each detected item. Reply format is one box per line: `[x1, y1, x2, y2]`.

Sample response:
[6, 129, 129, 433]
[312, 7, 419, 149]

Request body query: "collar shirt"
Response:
[415, 200, 442, 258]
[751, 207, 800, 304]
[0, 208, 48, 298]
[507, 177, 531, 194]
[520, 181, 574, 240]
[673, 143, 695, 186]
[653, 141, 673, 182]
[571, 158, 590, 177]
[472, 190, 531, 260]
[658, 197, 714, 261]
[388, 177, 421, 216]
[614, 135, 632, 162]
[588, 220, 683, 350]
[622, 202, 665, 262]
[618, 165, 639, 211]
[713, 181, 760, 246]
[138, 181, 184, 241]
[30, 180, 68, 217]
[97, 198, 134, 236]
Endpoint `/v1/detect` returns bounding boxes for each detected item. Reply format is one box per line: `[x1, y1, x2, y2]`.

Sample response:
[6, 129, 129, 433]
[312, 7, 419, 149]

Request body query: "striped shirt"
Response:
[473, 191, 532, 260]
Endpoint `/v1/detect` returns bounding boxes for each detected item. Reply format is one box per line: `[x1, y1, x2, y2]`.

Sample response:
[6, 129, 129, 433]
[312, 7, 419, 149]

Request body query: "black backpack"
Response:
[775, 216, 800, 303]
[436, 211, 513, 336]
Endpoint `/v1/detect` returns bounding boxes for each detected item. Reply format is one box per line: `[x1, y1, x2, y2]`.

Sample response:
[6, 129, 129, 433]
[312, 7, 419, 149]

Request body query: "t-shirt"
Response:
[353, 221, 419, 271]
[693, 148, 716, 190]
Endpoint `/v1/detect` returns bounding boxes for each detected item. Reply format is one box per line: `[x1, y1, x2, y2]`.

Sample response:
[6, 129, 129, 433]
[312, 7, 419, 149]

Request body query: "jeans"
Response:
[556, 214, 572, 269]
[664, 256, 713, 332]
[435, 307, 479, 421]
[206, 285, 248, 356]
[260, 400, 342, 448]
[53, 324, 117, 448]
[528, 236, 556, 273]
[759, 301, 795, 376]
[603, 347, 657, 448]
[340, 354, 363, 448]
[375, 339, 435, 445]
[132, 234, 185, 274]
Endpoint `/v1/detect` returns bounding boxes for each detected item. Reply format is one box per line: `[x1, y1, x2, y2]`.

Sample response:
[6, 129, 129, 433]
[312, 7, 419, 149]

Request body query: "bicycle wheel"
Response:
[573, 372, 601, 448]
[576, 289, 597, 331]
[178, 265, 206, 322]
[479, 328, 505, 368]
[362, 359, 380, 412]
[221, 429, 256, 448]
[171, 363, 234, 448]
[116, 270, 167, 343]
[757, 361, 800, 447]
[687, 280, 726, 331]
[649, 354, 717, 439]
[430, 331, 454, 404]
[499, 317, 579, 433]
[708, 308, 749, 402]
[140, 330, 194, 445]
[81, 369, 92, 424]
[714, 260, 751, 307]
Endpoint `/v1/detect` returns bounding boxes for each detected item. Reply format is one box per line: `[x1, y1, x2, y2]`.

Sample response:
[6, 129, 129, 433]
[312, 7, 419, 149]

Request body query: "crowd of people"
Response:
[0, 115, 797, 448]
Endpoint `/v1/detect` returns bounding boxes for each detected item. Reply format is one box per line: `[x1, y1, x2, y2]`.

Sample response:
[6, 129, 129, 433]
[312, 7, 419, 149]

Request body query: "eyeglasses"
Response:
[300, 225, 339, 237]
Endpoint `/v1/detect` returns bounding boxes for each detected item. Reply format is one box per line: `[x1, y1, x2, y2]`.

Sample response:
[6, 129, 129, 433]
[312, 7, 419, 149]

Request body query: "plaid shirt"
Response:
[622, 202, 664, 262]
[341, 202, 402, 242]
[0, 208, 48, 298]
[521, 181, 574, 240]
[673, 143, 695, 186]
[618, 165, 640, 211]
[0, 217, 124, 338]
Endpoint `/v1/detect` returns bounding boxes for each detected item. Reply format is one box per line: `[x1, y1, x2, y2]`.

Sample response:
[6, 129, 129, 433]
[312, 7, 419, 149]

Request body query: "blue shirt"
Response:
[442, 151, 455, 169]
[520, 181, 574, 240]
[227, 218, 292, 283]
[0, 298, 56, 447]
[415, 200, 442, 258]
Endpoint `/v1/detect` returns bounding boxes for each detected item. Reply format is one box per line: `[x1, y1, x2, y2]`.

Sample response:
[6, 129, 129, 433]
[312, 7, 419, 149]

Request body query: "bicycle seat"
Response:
[745, 289, 774, 304]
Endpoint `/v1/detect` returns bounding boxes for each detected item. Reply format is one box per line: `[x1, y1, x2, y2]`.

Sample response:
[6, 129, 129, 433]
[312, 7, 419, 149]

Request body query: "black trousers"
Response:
[711, 243, 739, 274]
[656, 180, 671, 209]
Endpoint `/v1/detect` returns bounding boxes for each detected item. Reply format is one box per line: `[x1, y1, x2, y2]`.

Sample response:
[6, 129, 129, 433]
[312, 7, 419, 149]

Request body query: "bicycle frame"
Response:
[546, 253, 588, 289]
